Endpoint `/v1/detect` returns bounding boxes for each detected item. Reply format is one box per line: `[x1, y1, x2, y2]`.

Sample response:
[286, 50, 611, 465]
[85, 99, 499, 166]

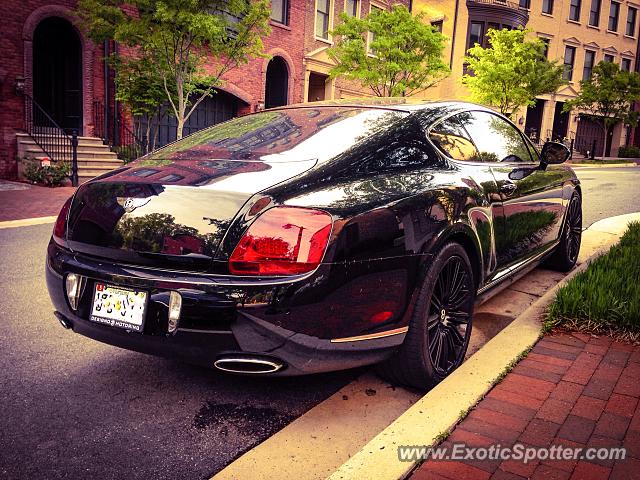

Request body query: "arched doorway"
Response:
[33, 17, 82, 133]
[264, 57, 289, 109]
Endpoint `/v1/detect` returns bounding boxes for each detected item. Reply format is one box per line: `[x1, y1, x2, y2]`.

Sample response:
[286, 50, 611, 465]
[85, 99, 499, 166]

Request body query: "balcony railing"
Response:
[467, 0, 529, 11]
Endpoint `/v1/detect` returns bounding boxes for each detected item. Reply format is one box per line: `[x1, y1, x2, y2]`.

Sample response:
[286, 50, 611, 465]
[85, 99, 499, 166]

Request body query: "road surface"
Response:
[1, 166, 638, 479]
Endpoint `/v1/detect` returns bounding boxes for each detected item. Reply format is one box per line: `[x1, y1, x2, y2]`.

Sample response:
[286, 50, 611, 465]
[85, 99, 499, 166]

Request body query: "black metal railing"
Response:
[24, 93, 79, 186]
[93, 100, 147, 163]
[574, 138, 598, 159]
[113, 123, 146, 163]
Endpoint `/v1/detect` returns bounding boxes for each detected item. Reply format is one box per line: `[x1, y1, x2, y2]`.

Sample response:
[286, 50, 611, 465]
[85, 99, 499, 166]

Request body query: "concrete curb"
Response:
[325, 266, 587, 480]
[326, 220, 636, 480]
[0, 216, 57, 229]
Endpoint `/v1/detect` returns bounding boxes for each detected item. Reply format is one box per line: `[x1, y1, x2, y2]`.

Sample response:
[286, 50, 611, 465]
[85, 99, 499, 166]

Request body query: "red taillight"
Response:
[53, 197, 73, 242]
[229, 207, 333, 276]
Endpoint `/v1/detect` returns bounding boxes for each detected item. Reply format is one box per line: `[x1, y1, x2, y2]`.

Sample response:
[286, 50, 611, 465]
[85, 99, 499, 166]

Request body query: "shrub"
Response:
[617, 145, 640, 158]
[112, 145, 143, 164]
[23, 159, 70, 187]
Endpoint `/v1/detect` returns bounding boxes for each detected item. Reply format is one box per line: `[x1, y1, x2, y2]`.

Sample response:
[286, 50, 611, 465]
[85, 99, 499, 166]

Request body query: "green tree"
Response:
[79, 0, 270, 139]
[565, 61, 640, 158]
[462, 28, 565, 117]
[328, 5, 449, 97]
[111, 54, 172, 152]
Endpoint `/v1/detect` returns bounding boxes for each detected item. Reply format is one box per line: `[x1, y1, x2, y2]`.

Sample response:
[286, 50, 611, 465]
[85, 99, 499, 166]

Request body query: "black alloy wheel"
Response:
[546, 193, 582, 272]
[427, 255, 473, 376]
[565, 196, 582, 264]
[378, 242, 475, 389]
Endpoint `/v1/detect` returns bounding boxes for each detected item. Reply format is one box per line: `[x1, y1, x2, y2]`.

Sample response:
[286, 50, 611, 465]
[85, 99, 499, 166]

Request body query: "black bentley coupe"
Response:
[46, 100, 581, 388]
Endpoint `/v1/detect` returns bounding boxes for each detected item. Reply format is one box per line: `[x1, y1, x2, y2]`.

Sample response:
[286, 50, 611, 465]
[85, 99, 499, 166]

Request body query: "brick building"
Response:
[414, 0, 640, 157]
[0, 0, 410, 180]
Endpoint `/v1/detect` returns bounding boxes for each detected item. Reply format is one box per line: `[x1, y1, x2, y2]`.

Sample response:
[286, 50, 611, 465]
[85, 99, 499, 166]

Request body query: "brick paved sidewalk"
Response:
[411, 332, 640, 480]
[0, 180, 75, 222]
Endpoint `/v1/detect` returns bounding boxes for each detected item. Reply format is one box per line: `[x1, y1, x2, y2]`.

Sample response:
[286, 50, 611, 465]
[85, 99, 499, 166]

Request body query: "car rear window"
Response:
[143, 107, 408, 163]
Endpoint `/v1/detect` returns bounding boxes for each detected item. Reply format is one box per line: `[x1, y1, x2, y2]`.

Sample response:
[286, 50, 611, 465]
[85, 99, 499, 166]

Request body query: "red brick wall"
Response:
[0, 0, 408, 179]
[0, 0, 308, 179]
[0, 0, 106, 179]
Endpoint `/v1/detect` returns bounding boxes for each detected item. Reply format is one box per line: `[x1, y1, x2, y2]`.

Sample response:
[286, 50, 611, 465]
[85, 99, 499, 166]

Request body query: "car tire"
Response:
[545, 192, 582, 272]
[377, 242, 476, 390]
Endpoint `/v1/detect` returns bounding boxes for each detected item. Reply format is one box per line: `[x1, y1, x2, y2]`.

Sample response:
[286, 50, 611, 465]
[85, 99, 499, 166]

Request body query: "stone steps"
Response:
[16, 132, 125, 184]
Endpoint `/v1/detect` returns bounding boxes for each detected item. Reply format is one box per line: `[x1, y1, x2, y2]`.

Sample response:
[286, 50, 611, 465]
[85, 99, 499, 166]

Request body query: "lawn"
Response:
[546, 221, 640, 341]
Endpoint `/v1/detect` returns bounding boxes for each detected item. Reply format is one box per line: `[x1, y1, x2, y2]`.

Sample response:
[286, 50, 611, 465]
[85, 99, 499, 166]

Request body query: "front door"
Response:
[552, 102, 569, 141]
[33, 17, 82, 134]
[460, 111, 565, 270]
[524, 99, 545, 144]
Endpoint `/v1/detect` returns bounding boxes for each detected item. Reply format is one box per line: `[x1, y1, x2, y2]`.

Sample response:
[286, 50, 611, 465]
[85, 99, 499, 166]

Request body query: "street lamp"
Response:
[14, 76, 25, 95]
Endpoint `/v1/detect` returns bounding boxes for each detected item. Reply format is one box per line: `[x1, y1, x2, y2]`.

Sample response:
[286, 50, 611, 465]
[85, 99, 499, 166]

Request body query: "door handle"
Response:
[500, 182, 517, 195]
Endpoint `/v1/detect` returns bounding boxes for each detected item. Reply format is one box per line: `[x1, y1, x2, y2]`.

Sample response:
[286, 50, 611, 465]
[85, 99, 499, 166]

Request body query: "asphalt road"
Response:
[1, 166, 638, 480]
[574, 166, 640, 228]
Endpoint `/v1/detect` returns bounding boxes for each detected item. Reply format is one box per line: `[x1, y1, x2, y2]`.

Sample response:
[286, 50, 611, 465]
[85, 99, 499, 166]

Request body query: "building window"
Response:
[468, 22, 484, 49]
[316, 0, 331, 39]
[563, 46, 576, 80]
[542, 0, 554, 14]
[431, 20, 443, 32]
[609, 1, 620, 31]
[583, 50, 596, 79]
[540, 37, 551, 58]
[569, 0, 581, 21]
[271, 0, 289, 25]
[626, 6, 637, 36]
[367, 5, 384, 53]
[345, 0, 359, 17]
[589, 0, 601, 26]
[604, 53, 615, 62]
[158, 174, 185, 183]
[129, 169, 159, 178]
[519, 0, 530, 8]
[621, 58, 632, 70]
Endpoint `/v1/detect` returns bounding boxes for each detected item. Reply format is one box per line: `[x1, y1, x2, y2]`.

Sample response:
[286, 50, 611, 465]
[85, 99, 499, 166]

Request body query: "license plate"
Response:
[90, 283, 148, 332]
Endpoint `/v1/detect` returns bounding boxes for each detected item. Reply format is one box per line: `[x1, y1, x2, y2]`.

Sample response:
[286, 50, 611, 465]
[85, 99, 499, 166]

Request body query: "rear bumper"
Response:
[46, 240, 410, 375]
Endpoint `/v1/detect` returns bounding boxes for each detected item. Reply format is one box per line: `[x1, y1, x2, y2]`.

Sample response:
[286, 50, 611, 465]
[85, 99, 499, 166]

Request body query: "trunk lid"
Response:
[66, 158, 316, 271]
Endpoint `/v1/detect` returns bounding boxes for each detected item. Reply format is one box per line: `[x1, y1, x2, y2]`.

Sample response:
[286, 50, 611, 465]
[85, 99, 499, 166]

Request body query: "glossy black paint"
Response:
[46, 100, 580, 375]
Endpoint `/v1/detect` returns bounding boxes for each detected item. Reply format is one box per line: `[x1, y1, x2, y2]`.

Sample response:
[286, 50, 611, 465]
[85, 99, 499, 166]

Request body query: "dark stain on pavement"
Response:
[193, 402, 295, 436]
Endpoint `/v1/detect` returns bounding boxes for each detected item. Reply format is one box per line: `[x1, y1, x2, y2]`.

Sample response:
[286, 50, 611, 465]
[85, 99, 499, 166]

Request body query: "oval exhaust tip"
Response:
[54, 311, 73, 329]
[214, 357, 284, 374]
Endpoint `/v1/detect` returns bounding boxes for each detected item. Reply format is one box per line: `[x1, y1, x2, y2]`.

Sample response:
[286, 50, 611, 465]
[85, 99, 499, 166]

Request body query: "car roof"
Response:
[266, 98, 496, 118]
[269, 97, 490, 112]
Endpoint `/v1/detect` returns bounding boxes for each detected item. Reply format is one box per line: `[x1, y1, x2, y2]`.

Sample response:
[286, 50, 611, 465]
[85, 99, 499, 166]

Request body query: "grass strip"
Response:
[545, 221, 640, 342]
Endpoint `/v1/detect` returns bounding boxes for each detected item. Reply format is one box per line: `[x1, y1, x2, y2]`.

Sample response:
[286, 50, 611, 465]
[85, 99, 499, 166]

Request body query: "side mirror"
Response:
[540, 141, 570, 167]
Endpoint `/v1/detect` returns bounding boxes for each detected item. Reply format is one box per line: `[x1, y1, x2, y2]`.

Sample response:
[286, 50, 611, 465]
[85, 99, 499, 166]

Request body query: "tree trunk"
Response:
[176, 117, 185, 140]
[145, 120, 152, 154]
[602, 124, 608, 159]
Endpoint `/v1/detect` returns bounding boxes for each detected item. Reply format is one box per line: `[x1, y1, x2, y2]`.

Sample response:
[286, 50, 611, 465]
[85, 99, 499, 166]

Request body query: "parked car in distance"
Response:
[46, 99, 581, 389]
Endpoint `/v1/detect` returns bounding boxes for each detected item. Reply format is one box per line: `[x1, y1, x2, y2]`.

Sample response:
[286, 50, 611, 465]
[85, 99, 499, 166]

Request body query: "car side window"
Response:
[459, 111, 534, 163]
[353, 115, 440, 174]
[428, 116, 481, 162]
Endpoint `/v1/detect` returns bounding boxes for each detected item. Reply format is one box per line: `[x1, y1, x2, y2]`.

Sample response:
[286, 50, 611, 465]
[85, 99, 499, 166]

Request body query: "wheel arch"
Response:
[430, 223, 483, 292]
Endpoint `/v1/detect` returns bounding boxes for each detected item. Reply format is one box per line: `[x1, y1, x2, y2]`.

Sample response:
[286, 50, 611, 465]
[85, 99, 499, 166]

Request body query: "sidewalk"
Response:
[410, 332, 640, 480]
[0, 180, 75, 222]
